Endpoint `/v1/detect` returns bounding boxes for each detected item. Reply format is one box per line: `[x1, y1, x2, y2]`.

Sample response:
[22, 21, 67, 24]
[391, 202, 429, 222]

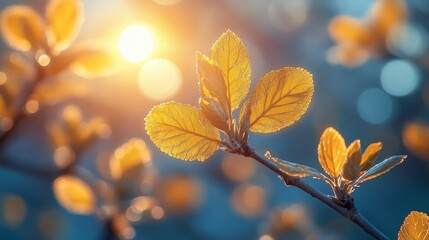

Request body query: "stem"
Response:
[247, 149, 389, 240]
[0, 65, 44, 149]
[100, 219, 115, 240]
[0, 155, 56, 181]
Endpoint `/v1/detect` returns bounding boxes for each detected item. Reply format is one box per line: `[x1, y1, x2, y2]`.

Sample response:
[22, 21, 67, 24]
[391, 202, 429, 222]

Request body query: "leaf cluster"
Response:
[146, 30, 407, 210]
[328, 0, 407, 66]
[0, 0, 114, 78]
[146, 30, 314, 161]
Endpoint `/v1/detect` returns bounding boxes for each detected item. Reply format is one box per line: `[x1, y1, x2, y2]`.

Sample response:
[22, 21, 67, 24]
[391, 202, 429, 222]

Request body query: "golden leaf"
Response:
[145, 102, 221, 161]
[210, 30, 251, 110]
[342, 140, 362, 181]
[196, 52, 228, 105]
[353, 155, 406, 186]
[53, 175, 95, 214]
[360, 142, 382, 172]
[69, 48, 116, 78]
[371, 0, 407, 40]
[248, 67, 313, 133]
[328, 16, 373, 47]
[317, 127, 347, 179]
[46, 0, 83, 52]
[327, 0, 407, 67]
[238, 100, 251, 141]
[266, 151, 326, 179]
[398, 211, 429, 240]
[199, 97, 229, 131]
[109, 138, 152, 180]
[0, 5, 45, 52]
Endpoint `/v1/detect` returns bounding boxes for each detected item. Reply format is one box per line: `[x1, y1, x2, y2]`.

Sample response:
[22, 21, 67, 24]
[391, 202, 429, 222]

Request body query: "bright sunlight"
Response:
[119, 25, 155, 63]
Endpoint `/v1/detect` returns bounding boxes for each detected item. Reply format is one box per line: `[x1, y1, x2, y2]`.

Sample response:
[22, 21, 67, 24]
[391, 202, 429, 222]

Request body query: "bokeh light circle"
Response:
[139, 59, 182, 101]
[357, 88, 393, 124]
[380, 60, 420, 97]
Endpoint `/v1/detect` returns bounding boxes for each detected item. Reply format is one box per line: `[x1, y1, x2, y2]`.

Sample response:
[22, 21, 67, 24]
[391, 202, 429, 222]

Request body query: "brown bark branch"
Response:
[246, 149, 389, 240]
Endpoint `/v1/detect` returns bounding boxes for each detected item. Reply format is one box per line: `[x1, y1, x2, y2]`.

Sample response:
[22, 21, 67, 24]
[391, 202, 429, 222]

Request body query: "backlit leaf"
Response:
[360, 142, 382, 172]
[196, 52, 228, 106]
[328, 16, 373, 46]
[371, 0, 407, 40]
[342, 140, 362, 181]
[327, 0, 407, 67]
[0, 5, 45, 51]
[248, 67, 313, 133]
[238, 100, 251, 142]
[110, 138, 152, 180]
[46, 0, 83, 51]
[199, 97, 229, 132]
[70, 48, 116, 78]
[353, 155, 406, 186]
[145, 102, 221, 161]
[266, 151, 326, 179]
[317, 127, 347, 179]
[398, 211, 429, 240]
[210, 30, 251, 110]
[53, 175, 95, 214]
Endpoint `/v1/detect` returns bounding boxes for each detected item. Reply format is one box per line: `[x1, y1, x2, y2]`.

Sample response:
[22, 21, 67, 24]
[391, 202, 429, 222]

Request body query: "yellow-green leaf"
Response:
[196, 52, 228, 106]
[53, 175, 95, 214]
[210, 30, 251, 110]
[46, 0, 83, 51]
[353, 155, 406, 186]
[0, 5, 45, 52]
[398, 211, 429, 240]
[342, 140, 362, 181]
[145, 102, 221, 161]
[317, 127, 347, 179]
[248, 67, 313, 133]
[360, 142, 382, 172]
[266, 151, 326, 179]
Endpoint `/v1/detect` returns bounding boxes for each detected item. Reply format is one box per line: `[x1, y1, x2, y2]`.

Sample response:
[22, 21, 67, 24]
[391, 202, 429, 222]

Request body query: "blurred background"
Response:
[0, 0, 429, 239]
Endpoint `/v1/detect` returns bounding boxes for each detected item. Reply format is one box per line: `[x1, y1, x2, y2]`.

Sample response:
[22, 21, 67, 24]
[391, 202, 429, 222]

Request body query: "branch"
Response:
[0, 155, 56, 181]
[0, 65, 44, 149]
[246, 149, 389, 240]
[99, 218, 115, 240]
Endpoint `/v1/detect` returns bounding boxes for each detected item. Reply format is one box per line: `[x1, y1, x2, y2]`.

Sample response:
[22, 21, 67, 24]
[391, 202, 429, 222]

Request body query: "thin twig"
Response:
[0, 155, 56, 181]
[100, 218, 115, 240]
[0, 65, 44, 149]
[246, 149, 389, 240]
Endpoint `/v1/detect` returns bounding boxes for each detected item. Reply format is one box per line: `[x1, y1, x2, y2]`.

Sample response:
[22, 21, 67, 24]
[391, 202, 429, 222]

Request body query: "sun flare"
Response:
[119, 25, 155, 63]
